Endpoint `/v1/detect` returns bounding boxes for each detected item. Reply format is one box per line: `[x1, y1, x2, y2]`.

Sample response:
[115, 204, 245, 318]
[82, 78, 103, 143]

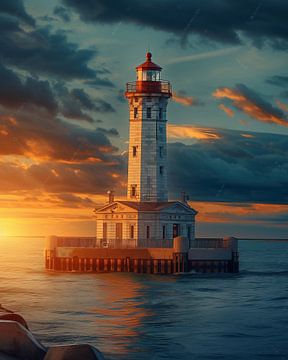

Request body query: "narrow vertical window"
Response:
[159, 108, 163, 119]
[130, 225, 134, 239]
[187, 225, 191, 240]
[159, 146, 163, 158]
[146, 225, 150, 239]
[147, 107, 151, 118]
[131, 185, 137, 197]
[103, 222, 107, 240]
[132, 146, 137, 157]
[134, 107, 138, 118]
[162, 225, 166, 240]
[159, 166, 164, 175]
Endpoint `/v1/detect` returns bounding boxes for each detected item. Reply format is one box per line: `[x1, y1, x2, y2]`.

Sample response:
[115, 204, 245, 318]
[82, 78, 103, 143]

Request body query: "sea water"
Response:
[0, 237, 288, 359]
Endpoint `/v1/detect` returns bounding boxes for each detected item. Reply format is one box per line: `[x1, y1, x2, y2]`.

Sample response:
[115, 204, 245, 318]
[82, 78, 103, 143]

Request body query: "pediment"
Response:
[94, 201, 138, 214]
[160, 202, 198, 215]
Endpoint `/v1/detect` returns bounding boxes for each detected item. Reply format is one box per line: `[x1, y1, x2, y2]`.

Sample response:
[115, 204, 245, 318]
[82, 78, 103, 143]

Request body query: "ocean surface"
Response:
[0, 237, 288, 359]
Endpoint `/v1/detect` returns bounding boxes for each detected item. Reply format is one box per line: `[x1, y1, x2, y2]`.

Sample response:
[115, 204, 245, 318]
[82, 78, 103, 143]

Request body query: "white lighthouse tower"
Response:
[125, 52, 171, 202]
[94, 52, 197, 248]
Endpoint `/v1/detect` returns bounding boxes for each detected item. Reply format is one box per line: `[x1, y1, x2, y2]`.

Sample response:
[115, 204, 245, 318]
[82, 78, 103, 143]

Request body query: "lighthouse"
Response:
[94, 52, 197, 248]
[125, 52, 172, 202]
[46, 52, 239, 274]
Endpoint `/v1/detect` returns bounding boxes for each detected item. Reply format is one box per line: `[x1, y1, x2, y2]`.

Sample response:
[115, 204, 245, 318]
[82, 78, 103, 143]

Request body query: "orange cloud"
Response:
[213, 86, 288, 127]
[241, 133, 254, 138]
[276, 100, 288, 112]
[192, 201, 288, 224]
[168, 124, 221, 140]
[218, 103, 234, 117]
[172, 92, 200, 106]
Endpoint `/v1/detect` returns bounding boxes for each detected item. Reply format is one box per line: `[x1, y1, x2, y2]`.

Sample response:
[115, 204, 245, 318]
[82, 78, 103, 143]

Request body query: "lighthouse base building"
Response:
[94, 200, 197, 249]
[45, 52, 239, 274]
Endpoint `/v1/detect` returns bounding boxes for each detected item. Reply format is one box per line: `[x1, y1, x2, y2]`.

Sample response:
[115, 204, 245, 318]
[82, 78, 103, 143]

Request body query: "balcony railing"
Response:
[126, 80, 172, 95]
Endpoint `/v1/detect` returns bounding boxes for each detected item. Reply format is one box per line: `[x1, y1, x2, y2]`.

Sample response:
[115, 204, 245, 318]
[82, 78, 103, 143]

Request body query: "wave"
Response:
[240, 270, 288, 277]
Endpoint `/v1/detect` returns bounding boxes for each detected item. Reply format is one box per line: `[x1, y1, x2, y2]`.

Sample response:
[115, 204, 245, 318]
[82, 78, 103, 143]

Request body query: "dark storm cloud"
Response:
[266, 75, 288, 88]
[0, 9, 113, 83]
[0, 65, 114, 123]
[53, 6, 71, 22]
[62, 0, 288, 49]
[97, 128, 119, 137]
[0, 26, 97, 79]
[0, 63, 57, 113]
[0, 158, 126, 195]
[0, 0, 35, 26]
[53, 83, 115, 122]
[168, 129, 288, 204]
[213, 84, 288, 126]
[0, 105, 118, 162]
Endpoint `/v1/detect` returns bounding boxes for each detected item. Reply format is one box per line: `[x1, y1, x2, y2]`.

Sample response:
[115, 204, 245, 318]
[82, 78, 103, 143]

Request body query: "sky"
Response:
[0, 0, 288, 237]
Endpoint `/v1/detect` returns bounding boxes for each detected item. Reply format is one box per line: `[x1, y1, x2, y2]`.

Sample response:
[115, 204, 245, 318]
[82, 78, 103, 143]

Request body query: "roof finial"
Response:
[146, 51, 152, 61]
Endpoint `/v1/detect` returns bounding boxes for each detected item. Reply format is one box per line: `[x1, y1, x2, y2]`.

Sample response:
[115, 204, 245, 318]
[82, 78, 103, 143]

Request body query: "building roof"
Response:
[95, 200, 198, 214]
[136, 52, 162, 71]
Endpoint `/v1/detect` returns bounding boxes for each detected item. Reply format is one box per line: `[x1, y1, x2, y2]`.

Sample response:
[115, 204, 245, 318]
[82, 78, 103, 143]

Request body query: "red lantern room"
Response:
[126, 52, 172, 97]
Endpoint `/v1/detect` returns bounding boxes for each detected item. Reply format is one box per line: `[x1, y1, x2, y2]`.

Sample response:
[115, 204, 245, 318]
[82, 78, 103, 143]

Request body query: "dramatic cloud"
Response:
[266, 75, 288, 87]
[0, 0, 35, 26]
[62, 0, 288, 49]
[194, 202, 288, 226]
[276, 100, 288, 112]
[168, 124, 221, 141]
[0, 5, 113, 83]
[218, 103, 234, 117]
[0, 63, 57, 113]
[0, 158, 126, 195]
[53, 6, 71, 22]
[172, 91, 202, 107]
[1, 121, 288, 205]
[168, 129, 288, 204]
[0, 105, 118, 162]
[54, 83, 115, 123]
[213, 84, 288, 126]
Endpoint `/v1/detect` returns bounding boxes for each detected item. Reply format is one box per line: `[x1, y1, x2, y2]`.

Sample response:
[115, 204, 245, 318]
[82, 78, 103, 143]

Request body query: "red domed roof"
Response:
[136, 52, 162, 70]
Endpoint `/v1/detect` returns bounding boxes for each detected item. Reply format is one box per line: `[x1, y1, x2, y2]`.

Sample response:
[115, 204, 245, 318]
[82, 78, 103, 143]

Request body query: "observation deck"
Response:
[125, 80, 172, 97]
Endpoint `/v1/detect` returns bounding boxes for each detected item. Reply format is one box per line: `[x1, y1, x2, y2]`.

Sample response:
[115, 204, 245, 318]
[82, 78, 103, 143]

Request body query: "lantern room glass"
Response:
[137, 69, 161, 81]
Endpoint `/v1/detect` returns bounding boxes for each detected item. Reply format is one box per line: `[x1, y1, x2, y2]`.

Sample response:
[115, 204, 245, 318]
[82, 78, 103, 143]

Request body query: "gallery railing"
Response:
[46, 236, 234, 250]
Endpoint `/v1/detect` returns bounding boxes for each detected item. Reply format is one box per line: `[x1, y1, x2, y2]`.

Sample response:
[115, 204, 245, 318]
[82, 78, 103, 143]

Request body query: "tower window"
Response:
[132, 146, 137, 157]
[134, 97, 138, 103]
[146, 225, 150, 239]
[159, 146, 163, 158]
[131, 185, 137, 197]
[160, 166, 164, 175]
[162, 225, 166, 239]
[159, 108, 163, 119]
[147, 107, 151, 118]
[134, 107, 138, 118]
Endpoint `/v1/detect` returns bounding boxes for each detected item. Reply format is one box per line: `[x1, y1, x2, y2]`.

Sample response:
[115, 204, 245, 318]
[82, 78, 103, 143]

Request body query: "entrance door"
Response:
[173, 223, 180, 238]
[115, 223, 123, 247]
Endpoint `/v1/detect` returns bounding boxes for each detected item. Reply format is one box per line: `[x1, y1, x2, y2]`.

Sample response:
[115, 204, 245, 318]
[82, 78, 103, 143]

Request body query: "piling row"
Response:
[45, 251, 239, 274]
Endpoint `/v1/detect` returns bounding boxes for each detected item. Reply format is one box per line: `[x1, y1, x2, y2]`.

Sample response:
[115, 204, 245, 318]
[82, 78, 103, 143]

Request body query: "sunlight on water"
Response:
[1, 237, 288, 359]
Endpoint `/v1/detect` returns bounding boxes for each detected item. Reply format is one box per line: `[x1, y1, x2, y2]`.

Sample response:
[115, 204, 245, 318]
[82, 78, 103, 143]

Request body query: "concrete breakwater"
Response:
[0, 306, 104, 360]
[45, 236, 239, 274]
